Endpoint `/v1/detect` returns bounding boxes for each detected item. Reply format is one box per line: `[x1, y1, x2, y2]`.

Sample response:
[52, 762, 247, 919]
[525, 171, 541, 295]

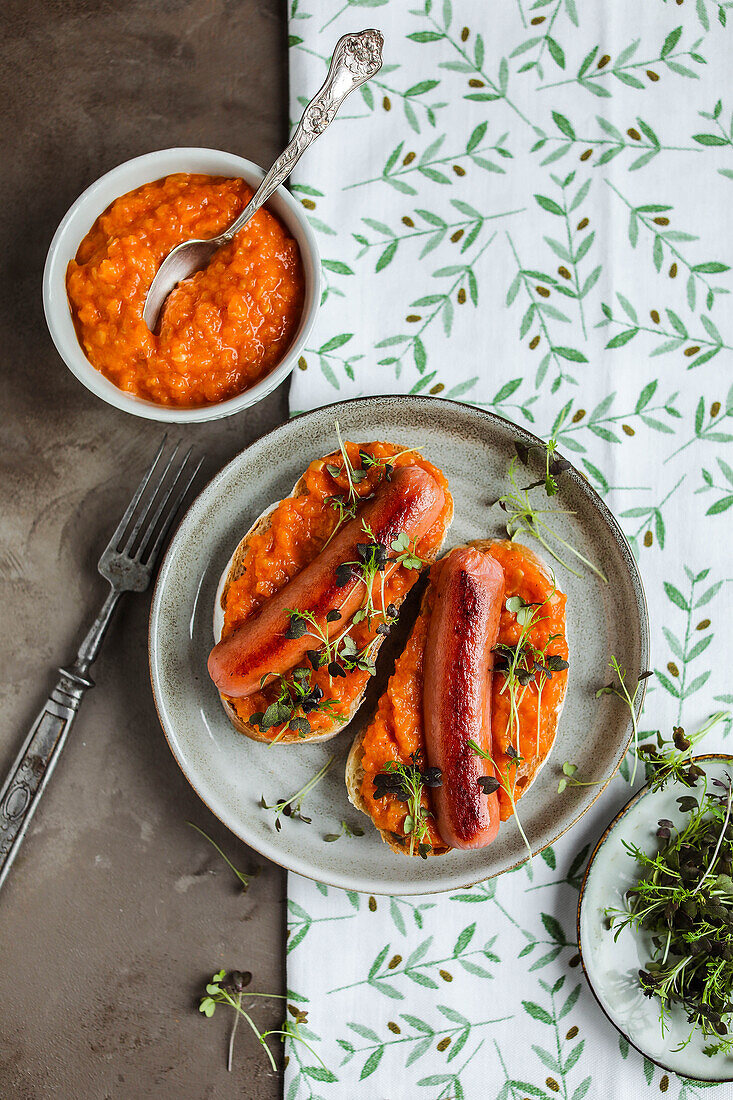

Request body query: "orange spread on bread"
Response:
[220, 442, 452, 740]
[359, 541, 568, 847]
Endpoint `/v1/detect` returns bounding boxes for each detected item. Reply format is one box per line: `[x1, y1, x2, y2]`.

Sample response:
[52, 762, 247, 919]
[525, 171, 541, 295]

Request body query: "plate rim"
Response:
[576, 752, 733, 1083]
[149, 393, 650, 895]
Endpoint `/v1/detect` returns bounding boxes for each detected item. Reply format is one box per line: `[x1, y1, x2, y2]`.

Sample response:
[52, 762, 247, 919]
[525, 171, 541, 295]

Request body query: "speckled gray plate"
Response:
[578, 756, 733, 1082]
[149, 396, 648, 895]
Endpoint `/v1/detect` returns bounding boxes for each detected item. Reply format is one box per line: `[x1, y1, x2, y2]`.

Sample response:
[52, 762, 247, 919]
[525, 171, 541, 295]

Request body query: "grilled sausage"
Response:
[423, 547, 505, 849]
[208, 465, 445, 698]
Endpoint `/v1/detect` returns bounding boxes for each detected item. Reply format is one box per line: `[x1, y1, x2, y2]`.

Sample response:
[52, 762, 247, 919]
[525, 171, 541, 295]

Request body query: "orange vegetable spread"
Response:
[219, 442, 452, 741]
[66, 173, 305, 407]
[359, 540, 568, 851]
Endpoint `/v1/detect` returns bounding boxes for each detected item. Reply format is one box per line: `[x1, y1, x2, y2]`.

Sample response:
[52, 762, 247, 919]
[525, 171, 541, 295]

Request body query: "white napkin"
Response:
[284, 2, 733, 1096]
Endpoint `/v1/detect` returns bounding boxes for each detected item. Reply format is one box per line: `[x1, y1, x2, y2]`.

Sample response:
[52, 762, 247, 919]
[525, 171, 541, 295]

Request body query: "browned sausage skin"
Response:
[422, 547, 505, 850]
[208, 465, 445, 699]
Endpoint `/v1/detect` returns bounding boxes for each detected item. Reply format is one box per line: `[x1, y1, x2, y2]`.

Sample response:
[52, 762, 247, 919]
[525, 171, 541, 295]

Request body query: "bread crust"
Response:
[346, 539, 568, 853]
[213, 447, 453, 744]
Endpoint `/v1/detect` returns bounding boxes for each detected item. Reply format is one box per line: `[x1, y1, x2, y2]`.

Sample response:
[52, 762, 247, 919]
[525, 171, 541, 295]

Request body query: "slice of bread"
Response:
[212, 445, 453, 744]
[346, 539, 568, 853]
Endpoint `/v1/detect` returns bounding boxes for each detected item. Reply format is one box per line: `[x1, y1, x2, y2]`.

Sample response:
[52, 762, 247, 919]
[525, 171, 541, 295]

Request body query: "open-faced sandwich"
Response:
[207, 433, 453, 743]
[346, 539, 568, 856]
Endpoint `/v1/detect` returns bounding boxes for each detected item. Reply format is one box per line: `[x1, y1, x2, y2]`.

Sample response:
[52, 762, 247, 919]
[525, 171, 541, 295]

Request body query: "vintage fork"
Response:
[0, 438, 202, 892]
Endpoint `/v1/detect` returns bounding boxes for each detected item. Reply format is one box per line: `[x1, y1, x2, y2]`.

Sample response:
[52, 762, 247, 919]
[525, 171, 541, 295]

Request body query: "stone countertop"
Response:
[0, 2, 289, 1096]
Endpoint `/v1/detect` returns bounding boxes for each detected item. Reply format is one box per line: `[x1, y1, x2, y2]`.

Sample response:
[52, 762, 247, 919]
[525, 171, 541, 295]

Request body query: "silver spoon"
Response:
[143, 28, 384, 332]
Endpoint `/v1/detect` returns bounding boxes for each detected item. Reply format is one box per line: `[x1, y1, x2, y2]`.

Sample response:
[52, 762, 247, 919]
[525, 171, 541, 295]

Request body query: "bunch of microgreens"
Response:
[261, 754, 335, 831]
[495, 422, 607, 583]
[285, 608, 382, 680]
[470, 737, 528, 851]
[372, 751, 442, 858]
[199, 969, 327, 1074]
[335, 520, 426, 625]
[607, 765, 733, 1056]
[249, 666, 344, 743]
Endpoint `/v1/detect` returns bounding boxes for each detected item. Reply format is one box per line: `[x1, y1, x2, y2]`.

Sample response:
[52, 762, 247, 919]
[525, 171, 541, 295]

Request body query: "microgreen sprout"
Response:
[186, 821, 259, 893]
[532, 631, 567, 755]
[480, 591, 568, 853]
[596, 657, 653, 785]
[329, 420, 367, 502]
[606, 769, 733, 1055]
[494, 591, 567, 760]
[334, 633, 378, 676]
[639, 712, 731, 792]
[199, 969, 328, 1074]
[559, 709, 728, 796]
[285, 608, 353, 683]
[358, 444, 420, 480]
[559, 658, 652, 790]
[261, 755, 336, 831]
[389, 530, 427, 571]
[373, 753, 442, 857]
[469, 740, 531, 857]
[542, 426, 571, 497]
[324, 493, 358, 546]
[326, 423, 417, 506]
[324, 819, 365, 843]
[556, 760, 605, 794]
[340, 524, 425, 625]
[335, 519, 400, 627]
[496, 454, 607, 582]
[516, 411, 571, 498]
[504, 593, 538, 626]
[359, 448, 393, 481]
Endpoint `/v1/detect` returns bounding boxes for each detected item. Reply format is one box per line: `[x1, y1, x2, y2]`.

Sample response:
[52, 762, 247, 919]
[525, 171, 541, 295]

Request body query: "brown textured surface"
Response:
[0, 1, 288, 1096]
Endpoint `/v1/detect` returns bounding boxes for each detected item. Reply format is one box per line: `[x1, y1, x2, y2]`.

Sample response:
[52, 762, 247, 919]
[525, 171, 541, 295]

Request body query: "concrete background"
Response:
[1, 2, 289, 1096]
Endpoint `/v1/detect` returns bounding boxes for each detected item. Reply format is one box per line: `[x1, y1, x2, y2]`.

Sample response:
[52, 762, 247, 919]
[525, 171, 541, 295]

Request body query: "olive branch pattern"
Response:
[284, 2, 733, 1096]
[538, 26, 706, 97]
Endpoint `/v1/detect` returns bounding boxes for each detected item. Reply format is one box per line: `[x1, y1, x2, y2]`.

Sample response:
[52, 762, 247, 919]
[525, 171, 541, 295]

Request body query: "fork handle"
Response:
[0, 587, 121, 892]
[0, 668, 92, 890]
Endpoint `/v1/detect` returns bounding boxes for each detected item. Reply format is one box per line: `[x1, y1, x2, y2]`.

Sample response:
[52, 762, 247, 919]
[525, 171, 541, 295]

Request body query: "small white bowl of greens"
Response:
[579, 739, 733, 1082]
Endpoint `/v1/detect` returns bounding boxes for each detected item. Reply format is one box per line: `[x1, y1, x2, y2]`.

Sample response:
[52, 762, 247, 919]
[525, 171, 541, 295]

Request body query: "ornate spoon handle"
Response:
[224, 28, 384, 239]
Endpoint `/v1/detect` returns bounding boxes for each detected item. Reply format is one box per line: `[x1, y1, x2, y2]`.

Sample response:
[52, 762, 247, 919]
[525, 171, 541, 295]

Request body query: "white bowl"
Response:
[42, 147, 321, 423]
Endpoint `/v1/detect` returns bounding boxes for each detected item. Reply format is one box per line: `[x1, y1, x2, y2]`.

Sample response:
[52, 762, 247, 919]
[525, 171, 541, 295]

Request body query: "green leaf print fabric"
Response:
[284, 2, 733, 1096]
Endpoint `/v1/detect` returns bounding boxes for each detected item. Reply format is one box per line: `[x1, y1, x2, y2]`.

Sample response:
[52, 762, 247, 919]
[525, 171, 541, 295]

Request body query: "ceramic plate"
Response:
[149, 396, 648, 895]
[578, 755, 733, 1081]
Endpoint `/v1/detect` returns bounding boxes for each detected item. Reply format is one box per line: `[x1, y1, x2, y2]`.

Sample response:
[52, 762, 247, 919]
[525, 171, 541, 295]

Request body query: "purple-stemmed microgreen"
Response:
[260, 754, 336, 831]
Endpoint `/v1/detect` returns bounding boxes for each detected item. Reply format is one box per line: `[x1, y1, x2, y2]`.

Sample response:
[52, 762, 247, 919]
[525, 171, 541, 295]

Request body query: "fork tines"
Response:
[105, 437, 203, 570]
